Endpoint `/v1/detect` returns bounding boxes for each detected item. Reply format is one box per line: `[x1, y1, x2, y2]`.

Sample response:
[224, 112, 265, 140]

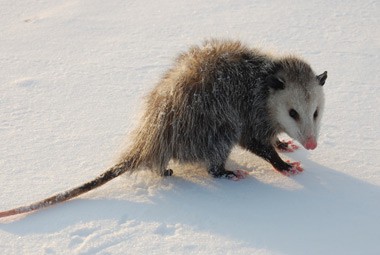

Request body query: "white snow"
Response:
[1, 0, 379, 254]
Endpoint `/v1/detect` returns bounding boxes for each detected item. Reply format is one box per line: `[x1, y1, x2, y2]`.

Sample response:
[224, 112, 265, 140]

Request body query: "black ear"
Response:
[266, 75, 285, 90]
[317, 71, 328, 86]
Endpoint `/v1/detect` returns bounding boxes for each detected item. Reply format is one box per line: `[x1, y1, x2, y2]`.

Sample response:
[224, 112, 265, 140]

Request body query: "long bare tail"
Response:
[0, 161, 131, 218]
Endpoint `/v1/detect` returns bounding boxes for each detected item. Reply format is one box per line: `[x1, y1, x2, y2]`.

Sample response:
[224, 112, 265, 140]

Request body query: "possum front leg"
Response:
[275, 139, 299, 152]
[242, 140, 303, 174]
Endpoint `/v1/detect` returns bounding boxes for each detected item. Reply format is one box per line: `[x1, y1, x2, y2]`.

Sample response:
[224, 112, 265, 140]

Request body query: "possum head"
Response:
[267, 59, 327, 150]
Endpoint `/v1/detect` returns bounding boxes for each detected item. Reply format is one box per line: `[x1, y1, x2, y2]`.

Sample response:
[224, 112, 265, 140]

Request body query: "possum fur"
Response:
[0, 39, 327, 218]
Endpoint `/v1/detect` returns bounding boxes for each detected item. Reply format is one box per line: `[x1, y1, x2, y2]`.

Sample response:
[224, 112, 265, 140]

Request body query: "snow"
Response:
[1, 0, 379, 254]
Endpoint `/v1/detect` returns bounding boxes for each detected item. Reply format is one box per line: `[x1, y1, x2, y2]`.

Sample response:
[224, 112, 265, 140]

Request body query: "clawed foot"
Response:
[276, 140, 299, 153]
[276, 161, 304, 176]
[221, 169, 249, 181]
[163, 169, 173, 176]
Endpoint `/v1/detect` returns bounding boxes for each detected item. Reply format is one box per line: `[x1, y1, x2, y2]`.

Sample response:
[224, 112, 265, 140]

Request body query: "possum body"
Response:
[0, 39, 327, 218]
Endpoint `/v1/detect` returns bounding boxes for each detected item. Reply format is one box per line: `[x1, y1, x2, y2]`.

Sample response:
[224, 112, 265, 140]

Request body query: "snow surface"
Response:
[1, 0, 379, 254]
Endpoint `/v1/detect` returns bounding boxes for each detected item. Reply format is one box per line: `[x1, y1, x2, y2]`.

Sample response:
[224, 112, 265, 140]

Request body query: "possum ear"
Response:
[317, 71, 328, 86]
[266, 75, 285, 90]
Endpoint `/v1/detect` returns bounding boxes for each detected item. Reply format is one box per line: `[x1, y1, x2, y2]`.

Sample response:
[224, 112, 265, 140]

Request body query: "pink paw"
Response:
[277, 161, 304, 176]
[230, 169, 249, 181]
[277, 140, 299, 153]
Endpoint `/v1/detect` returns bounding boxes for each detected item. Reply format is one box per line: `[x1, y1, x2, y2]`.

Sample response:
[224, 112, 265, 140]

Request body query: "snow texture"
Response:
[1, 0, 379, 254]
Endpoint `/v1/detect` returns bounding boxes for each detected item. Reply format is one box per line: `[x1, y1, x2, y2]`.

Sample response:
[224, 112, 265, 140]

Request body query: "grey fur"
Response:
[0, 39, 327, 218]
[123, 39, 326, 175]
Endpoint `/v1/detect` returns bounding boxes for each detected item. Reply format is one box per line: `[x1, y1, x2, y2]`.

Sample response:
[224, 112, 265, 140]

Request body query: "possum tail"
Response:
[0, 161, 131, 218]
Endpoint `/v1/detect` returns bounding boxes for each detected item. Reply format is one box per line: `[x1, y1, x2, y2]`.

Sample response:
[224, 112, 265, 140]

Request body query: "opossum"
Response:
[0, 39, 327, 218]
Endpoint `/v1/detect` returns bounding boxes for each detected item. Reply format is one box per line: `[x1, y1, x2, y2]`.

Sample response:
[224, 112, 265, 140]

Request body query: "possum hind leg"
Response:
[205, 136, 248, 180]
[163, 169, 173, 176]
[203, 122, 247, 180]
[208, 164, 248, 180]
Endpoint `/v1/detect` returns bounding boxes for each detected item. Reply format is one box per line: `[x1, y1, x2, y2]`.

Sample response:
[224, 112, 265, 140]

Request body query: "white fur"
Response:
[268, 76, 325, 148]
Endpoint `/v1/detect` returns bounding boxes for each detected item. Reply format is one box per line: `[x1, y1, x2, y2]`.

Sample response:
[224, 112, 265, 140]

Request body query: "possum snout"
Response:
[304, 137, 317, 150]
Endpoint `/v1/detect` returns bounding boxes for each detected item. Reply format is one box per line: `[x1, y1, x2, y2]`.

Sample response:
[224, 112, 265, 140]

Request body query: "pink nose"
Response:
[304, 137, 317, 150]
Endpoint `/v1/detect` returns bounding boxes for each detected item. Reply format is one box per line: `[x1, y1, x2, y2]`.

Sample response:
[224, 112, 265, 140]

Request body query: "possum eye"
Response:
[313, 109, 318, 119]
[289, 109, 299, 121]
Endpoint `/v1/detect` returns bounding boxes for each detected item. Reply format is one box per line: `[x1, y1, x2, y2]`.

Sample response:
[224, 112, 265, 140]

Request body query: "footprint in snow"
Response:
[153, 223, 176, 236]
[14, 78, 38, 88]
[68, 227, 99, 249]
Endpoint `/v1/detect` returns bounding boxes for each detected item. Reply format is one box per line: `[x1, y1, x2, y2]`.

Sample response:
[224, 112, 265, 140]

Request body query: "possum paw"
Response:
[276, 140, 299, 153]
[276, 161, 303, 176]
[224, 170, 249, 181]
[211, 169, 249, 180]
[286, 161, 304, 175]
[163, 169, 173, 176]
